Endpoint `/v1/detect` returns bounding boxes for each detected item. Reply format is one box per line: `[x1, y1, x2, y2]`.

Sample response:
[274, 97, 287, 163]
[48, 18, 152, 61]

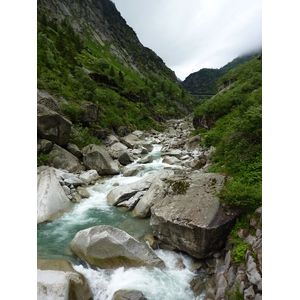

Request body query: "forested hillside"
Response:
[193, 54, 262, 212]
[37, 0, 197, 139]
[182, 52, 260, 95]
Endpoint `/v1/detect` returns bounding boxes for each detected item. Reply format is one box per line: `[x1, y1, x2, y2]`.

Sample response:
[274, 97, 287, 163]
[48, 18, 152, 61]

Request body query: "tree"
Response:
[109, 66, 115, 77]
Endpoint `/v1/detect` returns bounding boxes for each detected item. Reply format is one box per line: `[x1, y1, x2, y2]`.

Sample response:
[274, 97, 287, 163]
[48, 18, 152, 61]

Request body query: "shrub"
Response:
[70, 124, 102, 149]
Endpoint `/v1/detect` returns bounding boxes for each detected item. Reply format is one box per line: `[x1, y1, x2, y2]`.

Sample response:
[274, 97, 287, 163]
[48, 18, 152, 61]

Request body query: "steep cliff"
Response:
[37, 0, 196, 136]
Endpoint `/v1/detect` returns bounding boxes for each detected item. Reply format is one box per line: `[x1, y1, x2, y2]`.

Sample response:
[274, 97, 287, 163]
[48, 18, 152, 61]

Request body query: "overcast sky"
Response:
[112, 0, 262, 80]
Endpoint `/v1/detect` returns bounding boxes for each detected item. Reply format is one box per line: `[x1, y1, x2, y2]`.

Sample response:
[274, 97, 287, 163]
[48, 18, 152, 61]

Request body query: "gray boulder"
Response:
[82, 144, 120, 175]
[109, 142, 128, 159]
[123, 165, 145, 177]
[118, 150, 132, 165]
[162, 155, 181, 165]
[37, 103, 72, 146]
[132, 171, 174, 218]
[37, 258, 93, 300]
[78, 170, 99, 184]
[67, 143, 83, 158]
[48, 144, 86, 173]
[120, 134, 153, 152]
[69, 225, 165, 269]
[117, 191, 146, 210]
[37, 167, 73, 223]
[137, 155, 154, 164]
[37, 139, 53, 155]
[150, 173, 242, 258]
[112, 290, 146, 300]
[107, 170, 168, 207]
[120, 134, 141, 148]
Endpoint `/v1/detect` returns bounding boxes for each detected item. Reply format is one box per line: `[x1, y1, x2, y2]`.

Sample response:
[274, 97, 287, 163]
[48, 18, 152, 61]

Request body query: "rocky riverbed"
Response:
[37, 92, 262, 299]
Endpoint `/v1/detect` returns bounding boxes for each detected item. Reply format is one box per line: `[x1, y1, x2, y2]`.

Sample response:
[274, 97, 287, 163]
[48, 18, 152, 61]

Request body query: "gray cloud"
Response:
[112, 0, 262, 80]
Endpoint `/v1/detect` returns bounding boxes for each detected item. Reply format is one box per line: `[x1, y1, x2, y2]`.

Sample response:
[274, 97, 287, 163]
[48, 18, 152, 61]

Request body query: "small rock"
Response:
[244, 285, 255, 299]
[76, 187, 90, 199]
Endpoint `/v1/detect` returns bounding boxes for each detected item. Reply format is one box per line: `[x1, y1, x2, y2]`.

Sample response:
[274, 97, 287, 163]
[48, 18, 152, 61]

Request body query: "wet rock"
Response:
[117, 191, 146, 210]
[37, 167, 73, 223]
[137, 155, 154, 164]
[189, 274, 206, 296]
[107, 170, 169, 207]
[76, 187, 90, 199]
[132, 171, 173, 218]
[123, 165, 145, 177]
[112, 289, 146, 300]
[37, 259, 93, 300]
[69, 225, 165, 269]
[144, 234, 158, 250]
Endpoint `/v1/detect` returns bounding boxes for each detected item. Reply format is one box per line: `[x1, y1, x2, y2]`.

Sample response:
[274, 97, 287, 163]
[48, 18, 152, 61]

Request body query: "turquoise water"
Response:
[37, 144, 207, 299]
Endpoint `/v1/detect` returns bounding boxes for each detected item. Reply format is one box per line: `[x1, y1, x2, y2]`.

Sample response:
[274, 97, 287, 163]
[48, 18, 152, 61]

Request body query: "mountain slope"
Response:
[193, 54, 262, 212]
[37, 0, 196, 135]
[182, 52, 261, 95]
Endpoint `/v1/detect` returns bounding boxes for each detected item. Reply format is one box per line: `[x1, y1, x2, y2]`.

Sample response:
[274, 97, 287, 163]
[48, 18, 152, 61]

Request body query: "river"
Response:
[37, 144, 208, 299]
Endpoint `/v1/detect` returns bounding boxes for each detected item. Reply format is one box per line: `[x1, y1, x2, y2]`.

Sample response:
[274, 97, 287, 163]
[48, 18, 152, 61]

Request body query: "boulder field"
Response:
[37, 91, 262, 299]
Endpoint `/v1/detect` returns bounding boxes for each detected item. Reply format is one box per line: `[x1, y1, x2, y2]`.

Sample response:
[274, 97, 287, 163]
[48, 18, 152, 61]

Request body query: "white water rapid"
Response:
[37, 144, 208, 299]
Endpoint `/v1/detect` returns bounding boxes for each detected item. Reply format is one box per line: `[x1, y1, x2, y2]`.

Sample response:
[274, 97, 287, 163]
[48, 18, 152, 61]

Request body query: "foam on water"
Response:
[37, 142, 207, 298]
[73, 248, 206, 300]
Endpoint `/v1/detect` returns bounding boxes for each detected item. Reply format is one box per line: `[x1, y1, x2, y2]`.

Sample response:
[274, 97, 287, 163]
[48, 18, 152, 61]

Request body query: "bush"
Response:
[70, 124, 102, 149]
[37, 153, 50, 166]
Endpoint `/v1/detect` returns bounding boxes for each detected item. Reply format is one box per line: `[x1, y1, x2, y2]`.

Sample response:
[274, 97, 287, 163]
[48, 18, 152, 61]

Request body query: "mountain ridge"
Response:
[182, 51, 261, 95]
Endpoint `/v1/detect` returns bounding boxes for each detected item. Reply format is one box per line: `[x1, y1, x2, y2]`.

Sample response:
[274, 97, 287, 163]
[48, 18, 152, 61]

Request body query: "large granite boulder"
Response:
[69, 225, 165, 269]
[112, 290, 146, 300]
[150, 173, 242, 258]
[107, 170, 169, 207]
[132, 170, 174, 218]
[82, 144, 120, 175]
[48, 144, 86, 173]
[37, 259, 93, 300]
[37, 103, 72, 146]
[78, 170, 100, 184]
[37, 167, 73, 223]
[123, 165, 145, 177]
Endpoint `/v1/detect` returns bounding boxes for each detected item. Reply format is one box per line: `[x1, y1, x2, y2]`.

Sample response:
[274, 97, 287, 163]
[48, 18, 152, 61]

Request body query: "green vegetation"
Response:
[70, 124, 103, 149]
[166, 180, 190, 195]
[37, 12, 198, 138]
[226, 281, 244, 300]
[193, 56, 262, 213]
[182, 52, 260, 95]
[37, 153, 50, 167]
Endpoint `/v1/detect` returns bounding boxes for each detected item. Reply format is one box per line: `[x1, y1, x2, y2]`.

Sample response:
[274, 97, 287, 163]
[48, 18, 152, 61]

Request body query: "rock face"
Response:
[150, 173, 241, 258]
[37, 259, 93, 300]
[82, 144, 120, 175]
[69, 225, 165, 269]
[37, 167, 73, 223]
[37, 103, 72, 146]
